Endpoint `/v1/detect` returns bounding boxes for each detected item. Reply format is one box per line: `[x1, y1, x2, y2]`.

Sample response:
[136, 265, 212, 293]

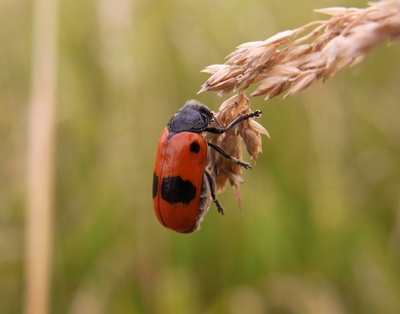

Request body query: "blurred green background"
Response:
[1, 0, 400, 313]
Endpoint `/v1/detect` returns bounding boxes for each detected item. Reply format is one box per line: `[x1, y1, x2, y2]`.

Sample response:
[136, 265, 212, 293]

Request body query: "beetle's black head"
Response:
[167, 100, 214, 136]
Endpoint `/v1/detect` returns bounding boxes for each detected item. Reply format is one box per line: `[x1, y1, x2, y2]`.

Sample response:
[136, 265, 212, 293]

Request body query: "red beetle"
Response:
[152, 100, 262, 233]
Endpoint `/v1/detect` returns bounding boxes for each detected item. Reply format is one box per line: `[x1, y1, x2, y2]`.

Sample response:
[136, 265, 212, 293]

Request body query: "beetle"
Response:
[152, 100, 262, 233]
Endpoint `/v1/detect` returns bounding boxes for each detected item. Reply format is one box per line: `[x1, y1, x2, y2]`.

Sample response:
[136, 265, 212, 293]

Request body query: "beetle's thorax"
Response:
[167, 101, 213, 137]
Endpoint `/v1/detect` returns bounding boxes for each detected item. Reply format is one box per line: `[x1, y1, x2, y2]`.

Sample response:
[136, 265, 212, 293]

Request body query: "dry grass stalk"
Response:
[25, 0, 58, 313]
[200, 0, 400, 200]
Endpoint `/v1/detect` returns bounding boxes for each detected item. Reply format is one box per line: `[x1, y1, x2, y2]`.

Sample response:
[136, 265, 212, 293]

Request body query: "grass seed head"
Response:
[206, 94, 268, 200]
[199, 0, 400, 100]
[201, 0, 400, 203]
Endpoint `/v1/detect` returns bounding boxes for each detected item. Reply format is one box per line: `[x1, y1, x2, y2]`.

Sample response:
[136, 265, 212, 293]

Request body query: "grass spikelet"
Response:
[205, 93, 266, 200]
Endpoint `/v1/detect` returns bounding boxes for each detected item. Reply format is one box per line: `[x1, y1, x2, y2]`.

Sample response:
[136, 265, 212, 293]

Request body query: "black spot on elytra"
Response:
[190, 141, 201, 153]
[152, 172, 159, 198]
[161, 175, 196, 204]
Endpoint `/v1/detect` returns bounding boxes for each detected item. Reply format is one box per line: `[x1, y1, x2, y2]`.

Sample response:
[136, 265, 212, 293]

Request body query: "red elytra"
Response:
[152, 100, 262, 233]
[153, 128, 210, 233]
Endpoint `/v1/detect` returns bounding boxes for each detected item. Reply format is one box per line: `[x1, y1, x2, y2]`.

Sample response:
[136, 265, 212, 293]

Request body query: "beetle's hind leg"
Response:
[205, 170, 224, 215]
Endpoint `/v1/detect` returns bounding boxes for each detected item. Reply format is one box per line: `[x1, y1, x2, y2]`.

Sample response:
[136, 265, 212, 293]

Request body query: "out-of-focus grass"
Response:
[1, 0, 400, 313]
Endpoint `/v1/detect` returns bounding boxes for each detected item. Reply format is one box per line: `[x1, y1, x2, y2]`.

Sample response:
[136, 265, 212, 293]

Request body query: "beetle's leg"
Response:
[205, 110, 262, 134]
[207, 142, 252, 169]
[205, 170, 224, 215]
